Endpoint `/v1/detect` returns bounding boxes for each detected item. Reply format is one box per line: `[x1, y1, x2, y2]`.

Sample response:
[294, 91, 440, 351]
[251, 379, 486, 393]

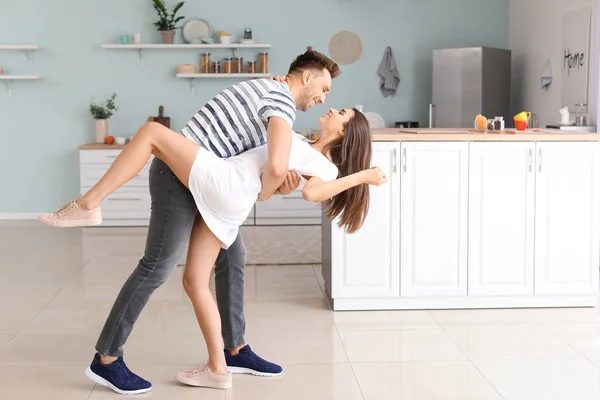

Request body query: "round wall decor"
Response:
[329, 31, 362, 65]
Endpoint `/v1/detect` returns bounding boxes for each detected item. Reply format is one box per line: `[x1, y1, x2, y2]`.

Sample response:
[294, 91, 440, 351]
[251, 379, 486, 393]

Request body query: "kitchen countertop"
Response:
[369, 128, 600, 141]
[81, 128, 600, 150]
[80, 143, 127, 149]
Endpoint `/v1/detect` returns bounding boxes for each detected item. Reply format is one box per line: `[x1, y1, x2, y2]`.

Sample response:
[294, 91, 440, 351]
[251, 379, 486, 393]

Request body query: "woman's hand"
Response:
[270, 75, 287, 83]
[361, 166, 388, 186]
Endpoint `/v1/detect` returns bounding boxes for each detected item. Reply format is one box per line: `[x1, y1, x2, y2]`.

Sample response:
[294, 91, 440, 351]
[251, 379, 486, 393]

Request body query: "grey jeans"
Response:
[95, 157, 247, 356]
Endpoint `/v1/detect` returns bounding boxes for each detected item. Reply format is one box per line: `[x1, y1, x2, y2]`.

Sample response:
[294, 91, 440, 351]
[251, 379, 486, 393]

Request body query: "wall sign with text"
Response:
[562, 7, 591, 113]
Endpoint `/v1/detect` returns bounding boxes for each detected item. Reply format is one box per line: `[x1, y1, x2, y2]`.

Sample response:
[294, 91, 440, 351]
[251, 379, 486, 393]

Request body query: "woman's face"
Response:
[317, 108, 355, 140]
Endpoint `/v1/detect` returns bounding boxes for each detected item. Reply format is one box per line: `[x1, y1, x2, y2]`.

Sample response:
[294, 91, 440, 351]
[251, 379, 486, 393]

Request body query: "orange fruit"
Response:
[475, 114, 487, 129]
[106, 136, 115, 144]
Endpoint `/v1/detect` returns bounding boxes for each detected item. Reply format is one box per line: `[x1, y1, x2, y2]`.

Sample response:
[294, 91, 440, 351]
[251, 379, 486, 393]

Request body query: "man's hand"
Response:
[274, 171, 301, 195]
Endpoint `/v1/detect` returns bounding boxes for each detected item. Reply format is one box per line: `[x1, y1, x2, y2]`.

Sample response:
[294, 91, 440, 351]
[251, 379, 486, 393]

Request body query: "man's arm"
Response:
[274, 171, 301, 195]
[257, 116, 293, 201]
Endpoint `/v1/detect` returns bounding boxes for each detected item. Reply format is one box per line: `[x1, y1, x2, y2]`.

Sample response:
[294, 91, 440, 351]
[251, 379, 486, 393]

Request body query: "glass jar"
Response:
[259, 52, 268, 74]
[201, 53, 211, 73]
[211, 61, 221, 74]
[223, 57, 233, 74]
[232, 57, 243, 73]
[247, 61, 257, 73]
[244, 28, 252, 40]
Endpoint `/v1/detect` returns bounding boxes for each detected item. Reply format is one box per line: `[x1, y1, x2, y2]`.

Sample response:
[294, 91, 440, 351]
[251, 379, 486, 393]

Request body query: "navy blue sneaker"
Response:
[225, 345, 283, 377]
[85, 353, 152, 395]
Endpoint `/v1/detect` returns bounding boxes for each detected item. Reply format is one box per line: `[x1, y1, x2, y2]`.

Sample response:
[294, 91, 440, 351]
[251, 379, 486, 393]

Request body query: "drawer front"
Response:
[81, 187, 150, 219]
[80, 150, 154, 165]
[80, 165, 150, 188]
[255, 194, 320, 219]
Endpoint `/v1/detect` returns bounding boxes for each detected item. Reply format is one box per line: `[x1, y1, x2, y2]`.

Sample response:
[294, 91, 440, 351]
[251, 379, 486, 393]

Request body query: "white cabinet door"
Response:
[468, 143, 535, 296]
[331, 142, 400, 298]
[400, 142, 468, 297]
[534, 142, 600, 295]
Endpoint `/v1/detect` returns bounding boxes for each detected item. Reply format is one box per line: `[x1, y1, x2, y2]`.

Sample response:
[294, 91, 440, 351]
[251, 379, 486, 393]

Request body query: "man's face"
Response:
[296, 69, 332, 112]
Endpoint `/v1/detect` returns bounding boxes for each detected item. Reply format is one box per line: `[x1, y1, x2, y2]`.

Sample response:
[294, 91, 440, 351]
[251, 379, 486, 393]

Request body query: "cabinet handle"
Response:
[393, 149, 397, 173]
[538, 148, 543, 172]
[402, 148, 407, 173]
[528, 149, 533, 172]
[106, 155, 117, 159]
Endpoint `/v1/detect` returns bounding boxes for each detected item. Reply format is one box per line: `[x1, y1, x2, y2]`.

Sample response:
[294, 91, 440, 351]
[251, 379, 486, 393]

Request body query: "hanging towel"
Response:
[377, 46, 400, 97]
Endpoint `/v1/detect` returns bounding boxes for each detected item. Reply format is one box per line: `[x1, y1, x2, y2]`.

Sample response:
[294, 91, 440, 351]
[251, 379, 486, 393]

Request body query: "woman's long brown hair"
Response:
[322, 109, 372, 233]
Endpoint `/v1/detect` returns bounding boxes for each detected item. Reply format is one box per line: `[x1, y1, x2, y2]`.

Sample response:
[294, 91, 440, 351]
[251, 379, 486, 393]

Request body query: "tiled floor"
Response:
[2, 221, 600, 399]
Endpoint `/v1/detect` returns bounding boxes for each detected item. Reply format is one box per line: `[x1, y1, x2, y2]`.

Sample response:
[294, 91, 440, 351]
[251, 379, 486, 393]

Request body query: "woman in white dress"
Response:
[38, 107, 386, 389]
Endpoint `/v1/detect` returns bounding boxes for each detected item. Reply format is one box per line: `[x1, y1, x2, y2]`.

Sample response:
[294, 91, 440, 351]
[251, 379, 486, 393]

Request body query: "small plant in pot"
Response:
[152, 0, 185, 44]
[90, 93, 117, 144]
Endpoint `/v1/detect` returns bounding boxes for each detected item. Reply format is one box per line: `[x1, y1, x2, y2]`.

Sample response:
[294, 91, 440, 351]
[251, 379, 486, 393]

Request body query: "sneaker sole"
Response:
[85, 366, 151, 395]
[227, 366, 283, 377]
[38, 217, 102, 228]
[176, 374, 232, 390]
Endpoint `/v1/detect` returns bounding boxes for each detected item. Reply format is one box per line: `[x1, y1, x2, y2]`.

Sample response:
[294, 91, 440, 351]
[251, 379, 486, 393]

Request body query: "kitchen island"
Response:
[321, 128, 600, 310]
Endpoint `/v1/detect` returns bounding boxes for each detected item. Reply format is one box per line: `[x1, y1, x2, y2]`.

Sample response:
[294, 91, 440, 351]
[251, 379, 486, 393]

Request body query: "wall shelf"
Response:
[101, 43, 272, 67]
[0, 45, 40, 67]
[0, 75, 40, 96]
[176, 73, 271, 95]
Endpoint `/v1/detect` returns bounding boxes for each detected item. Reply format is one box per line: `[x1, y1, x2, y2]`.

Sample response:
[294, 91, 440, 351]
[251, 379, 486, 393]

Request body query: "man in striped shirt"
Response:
[86, 49, 341, 394]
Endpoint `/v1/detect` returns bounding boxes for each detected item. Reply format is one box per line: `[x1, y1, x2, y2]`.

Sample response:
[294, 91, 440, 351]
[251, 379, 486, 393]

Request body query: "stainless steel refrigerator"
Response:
[430, 47, 511, 128]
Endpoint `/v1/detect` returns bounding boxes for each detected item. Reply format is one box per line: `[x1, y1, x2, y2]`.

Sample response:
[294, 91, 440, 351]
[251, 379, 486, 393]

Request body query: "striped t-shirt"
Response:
[181, 79, 297, 158]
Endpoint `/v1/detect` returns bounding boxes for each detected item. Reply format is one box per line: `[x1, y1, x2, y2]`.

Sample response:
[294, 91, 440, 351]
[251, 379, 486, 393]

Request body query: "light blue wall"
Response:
[0, 0, 508, 213]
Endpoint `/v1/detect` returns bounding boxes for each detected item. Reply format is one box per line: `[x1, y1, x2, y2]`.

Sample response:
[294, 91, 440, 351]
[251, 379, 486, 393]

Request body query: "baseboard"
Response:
[0, 213, 40, 220]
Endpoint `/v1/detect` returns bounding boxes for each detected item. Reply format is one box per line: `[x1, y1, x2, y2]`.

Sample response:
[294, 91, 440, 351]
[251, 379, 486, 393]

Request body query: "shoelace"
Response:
[116, 360, 138, 383]
[187, 365, 210, 376]
[53, 201, 75, 218]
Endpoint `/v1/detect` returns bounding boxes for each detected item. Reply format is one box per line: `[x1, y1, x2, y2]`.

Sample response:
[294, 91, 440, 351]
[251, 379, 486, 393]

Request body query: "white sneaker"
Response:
[176, 365, 232, 390]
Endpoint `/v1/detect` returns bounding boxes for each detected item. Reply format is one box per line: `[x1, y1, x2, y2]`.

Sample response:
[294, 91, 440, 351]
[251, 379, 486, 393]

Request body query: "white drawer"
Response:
[81, 187, 150, 219]
[80, 149, 154, 165]
[255, 195, 320, 219]
[80, 165, 150, 188]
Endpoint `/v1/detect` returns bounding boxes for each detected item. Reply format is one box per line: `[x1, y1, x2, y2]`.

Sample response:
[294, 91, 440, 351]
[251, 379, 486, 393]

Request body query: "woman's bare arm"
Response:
[301, 167, 387, 202]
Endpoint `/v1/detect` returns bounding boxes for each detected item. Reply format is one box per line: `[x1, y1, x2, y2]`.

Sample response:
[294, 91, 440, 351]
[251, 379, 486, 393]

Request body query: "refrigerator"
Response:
[430, 47, 511, 128]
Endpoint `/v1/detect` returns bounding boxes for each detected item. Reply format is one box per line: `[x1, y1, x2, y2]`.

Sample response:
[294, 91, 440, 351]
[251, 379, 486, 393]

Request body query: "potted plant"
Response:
[152, 0, 185, 44]
[90, 93, 117, 144]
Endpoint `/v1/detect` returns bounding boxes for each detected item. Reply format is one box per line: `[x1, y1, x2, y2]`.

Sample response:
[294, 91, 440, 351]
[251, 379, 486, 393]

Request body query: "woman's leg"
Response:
[79, 122, 199, 209]
[177, 213, 232, 389]
[39, 122, 200, 227]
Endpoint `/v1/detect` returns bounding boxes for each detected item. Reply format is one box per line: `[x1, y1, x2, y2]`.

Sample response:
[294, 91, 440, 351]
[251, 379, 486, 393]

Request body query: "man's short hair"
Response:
[288, 49, 341, 79]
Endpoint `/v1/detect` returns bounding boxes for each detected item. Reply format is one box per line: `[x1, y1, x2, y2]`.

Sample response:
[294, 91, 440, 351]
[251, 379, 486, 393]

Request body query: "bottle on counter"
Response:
[493, 116, 504, 131]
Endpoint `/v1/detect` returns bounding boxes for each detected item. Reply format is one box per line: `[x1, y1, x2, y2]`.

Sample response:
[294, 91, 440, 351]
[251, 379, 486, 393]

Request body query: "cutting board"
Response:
[152, 105, 170, 128]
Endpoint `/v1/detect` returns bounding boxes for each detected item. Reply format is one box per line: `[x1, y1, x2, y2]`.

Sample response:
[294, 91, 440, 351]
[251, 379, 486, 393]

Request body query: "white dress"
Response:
[188, 134, 339, 248]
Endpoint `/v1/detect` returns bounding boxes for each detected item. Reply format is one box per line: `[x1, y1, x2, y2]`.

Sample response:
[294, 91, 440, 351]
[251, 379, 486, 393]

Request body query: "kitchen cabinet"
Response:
[329, 142, 400, 298]
[400, 142, 469, 297]
[534, 142, 600, 295]
[323, 137, 600, 311]
[468, 143, 535, 296]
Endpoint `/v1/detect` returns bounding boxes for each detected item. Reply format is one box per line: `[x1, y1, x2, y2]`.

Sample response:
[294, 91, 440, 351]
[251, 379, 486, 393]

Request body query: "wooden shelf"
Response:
[0, 75, 40, 80]
[0, 45, 40, 67]
[176, 73, 271, 79]
[101, 43, 271, 68]
[0, 75, 40, 97]
[100, 43, 270, 49]
[0, 45, 40, 50]
[177, 73, 272, 95]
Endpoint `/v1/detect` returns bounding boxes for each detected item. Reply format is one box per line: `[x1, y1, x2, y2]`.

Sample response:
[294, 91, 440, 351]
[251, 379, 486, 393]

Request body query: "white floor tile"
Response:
[444, 324, 583, 361]
[339, 330, 466, 363]
[475, 359, 600, 400]
[352, 361, 503, 400]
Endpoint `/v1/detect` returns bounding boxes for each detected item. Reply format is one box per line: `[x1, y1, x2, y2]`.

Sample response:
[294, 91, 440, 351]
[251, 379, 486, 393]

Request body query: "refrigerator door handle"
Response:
[429, 104, 435, 128]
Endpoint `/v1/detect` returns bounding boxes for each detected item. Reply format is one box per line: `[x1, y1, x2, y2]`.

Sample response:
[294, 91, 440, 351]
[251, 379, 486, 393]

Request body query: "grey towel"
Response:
[377, 46, 400, 97]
